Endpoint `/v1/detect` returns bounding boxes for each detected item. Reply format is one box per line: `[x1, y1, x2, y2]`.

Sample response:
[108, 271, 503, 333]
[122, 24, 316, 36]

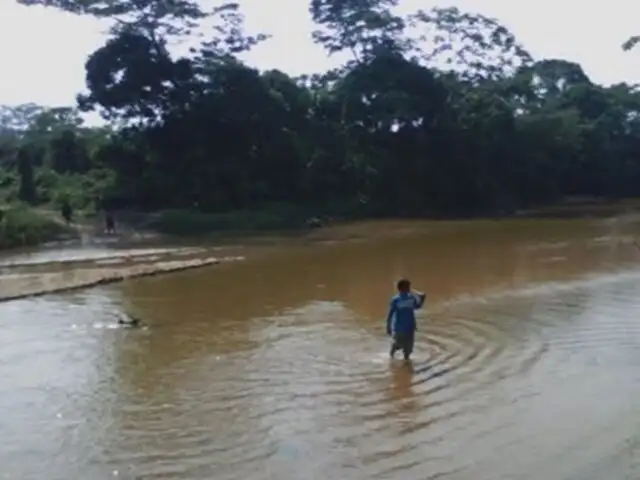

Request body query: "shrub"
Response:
[0, 206, 74, 249]
[144, 205, 308, 235]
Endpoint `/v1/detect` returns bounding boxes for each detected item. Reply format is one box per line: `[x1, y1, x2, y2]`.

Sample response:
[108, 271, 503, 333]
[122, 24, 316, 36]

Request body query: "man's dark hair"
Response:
[397, 278, 411, 290]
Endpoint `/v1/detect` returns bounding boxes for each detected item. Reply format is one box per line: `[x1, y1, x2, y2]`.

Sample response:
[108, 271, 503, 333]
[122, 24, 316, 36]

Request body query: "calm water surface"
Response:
[2, 218, 640, 479]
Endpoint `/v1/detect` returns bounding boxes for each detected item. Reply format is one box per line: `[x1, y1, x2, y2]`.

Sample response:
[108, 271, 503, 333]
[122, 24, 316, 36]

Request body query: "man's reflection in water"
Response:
[387, 360, 418, 414]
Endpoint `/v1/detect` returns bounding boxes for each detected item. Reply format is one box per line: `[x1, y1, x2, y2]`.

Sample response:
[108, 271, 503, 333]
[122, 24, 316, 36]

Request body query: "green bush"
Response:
[144, 205, 309, 235]
[0, 166, 115, 215]
[0, 206, 74, 249]
[40, 168, 115, 213]
[0, 170, 18, 204]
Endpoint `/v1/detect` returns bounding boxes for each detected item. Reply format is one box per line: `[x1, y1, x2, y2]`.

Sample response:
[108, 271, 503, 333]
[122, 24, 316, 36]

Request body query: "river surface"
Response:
[2, 218, 640, 479]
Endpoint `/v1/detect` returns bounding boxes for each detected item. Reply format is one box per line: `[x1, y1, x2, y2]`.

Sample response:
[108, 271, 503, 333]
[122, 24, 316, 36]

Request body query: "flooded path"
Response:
[2, 218, 640, 479]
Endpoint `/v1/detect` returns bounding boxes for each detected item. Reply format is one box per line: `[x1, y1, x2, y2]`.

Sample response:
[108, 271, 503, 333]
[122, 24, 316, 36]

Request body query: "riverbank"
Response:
[511, 197, 640, 219]
[3, 197, 640, 253]
[1, 197, 639, 303]
[0, 204, 327, 253]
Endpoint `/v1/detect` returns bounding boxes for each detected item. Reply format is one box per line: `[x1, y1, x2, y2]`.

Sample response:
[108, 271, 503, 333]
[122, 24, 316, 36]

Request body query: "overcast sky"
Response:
[0, 0, 639, 107]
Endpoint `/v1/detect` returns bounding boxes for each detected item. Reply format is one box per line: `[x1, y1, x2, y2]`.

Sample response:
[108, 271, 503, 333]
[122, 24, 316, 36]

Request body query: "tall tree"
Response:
[309, 0, 410, 63]
[409, 7, 532, 81]
[7, 0, 640, 222]
[16, 146, 37, 204]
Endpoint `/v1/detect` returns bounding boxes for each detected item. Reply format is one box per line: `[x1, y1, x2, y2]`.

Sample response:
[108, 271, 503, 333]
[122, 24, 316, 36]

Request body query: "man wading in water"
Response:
[386, 278, 426, 361]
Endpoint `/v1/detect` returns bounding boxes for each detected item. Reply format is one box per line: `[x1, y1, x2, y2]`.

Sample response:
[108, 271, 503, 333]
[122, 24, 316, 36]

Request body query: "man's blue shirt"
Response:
[386, 292, 425, 334]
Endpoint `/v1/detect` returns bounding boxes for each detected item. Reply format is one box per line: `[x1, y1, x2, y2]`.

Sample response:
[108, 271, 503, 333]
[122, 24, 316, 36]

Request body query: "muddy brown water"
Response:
[2, 218, 640, 479]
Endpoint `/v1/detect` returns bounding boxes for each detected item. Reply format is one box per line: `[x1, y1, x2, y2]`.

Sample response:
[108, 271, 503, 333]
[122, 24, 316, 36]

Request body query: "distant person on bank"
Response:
[61, 201, 72, 225]
[105, 211, 116, 235]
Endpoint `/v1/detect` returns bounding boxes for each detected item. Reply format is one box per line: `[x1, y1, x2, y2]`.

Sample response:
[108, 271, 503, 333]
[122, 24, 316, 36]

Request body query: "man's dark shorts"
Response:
[390, 331, 415, 357]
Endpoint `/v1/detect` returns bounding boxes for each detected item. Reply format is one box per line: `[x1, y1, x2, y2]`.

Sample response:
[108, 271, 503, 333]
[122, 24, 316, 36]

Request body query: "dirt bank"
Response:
[0, 254, 243, 303]
[0, 246, 209, 270]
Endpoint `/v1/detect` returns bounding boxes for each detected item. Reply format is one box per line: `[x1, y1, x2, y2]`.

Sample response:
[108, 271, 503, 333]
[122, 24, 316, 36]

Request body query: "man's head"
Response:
[397, 278, 411, 292]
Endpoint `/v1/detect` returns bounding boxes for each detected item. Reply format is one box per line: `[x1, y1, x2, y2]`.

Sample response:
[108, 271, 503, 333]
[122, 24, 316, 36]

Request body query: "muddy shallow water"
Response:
[2, 218, 640, 479]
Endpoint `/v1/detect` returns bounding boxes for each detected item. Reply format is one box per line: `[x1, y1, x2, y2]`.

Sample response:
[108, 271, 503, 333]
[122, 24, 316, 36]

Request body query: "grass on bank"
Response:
[145, 197, 640, 237]
[141, 205, 313, 236]
[0, 201, 319, 251]
[0, 205, 75, 249]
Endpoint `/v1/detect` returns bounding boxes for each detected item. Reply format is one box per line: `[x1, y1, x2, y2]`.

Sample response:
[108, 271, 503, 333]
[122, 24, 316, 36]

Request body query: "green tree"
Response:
[16, 146, 37, 203]
[7, 0, 640, 227]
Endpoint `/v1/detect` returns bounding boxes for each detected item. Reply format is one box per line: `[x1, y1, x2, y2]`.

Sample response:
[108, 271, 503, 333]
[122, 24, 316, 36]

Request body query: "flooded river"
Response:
[2, 218, 640, 479]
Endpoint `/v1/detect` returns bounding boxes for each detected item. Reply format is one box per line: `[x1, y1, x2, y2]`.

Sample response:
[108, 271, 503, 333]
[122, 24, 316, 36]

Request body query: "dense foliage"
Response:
[4, 0, 640, 219]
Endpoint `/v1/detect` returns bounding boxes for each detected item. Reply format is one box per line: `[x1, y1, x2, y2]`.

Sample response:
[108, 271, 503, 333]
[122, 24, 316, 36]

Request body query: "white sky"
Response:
[0, 0, 639, 108]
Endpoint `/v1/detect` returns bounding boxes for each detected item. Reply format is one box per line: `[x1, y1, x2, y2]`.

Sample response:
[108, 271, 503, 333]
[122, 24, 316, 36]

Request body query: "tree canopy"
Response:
[4, 0, 640, 218]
